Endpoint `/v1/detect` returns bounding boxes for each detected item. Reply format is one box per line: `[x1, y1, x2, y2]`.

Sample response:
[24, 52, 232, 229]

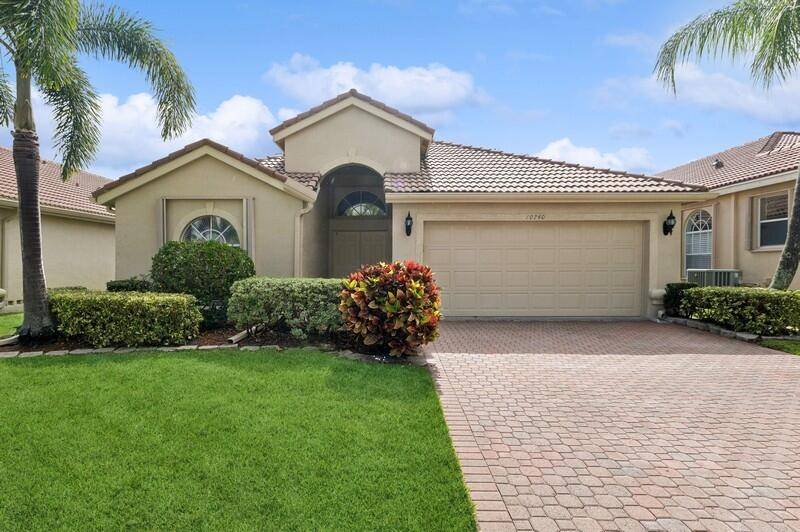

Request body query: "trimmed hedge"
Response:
[340, 261, 441, 356]
[681, 286, 800, 336]
[228, 277, 343, 340]
[151, 241, 255, 327]
[663, 282, 697, 317]
[107, 277, 153, 292]
[50, 290, 202, 347]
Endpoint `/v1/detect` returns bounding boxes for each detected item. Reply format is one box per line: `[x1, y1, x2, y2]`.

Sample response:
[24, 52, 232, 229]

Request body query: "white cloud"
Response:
[33, 92, 277, 177]
[265, 53, 488, 124]
[537, 137, 653, 172]
[600, 63, 800, 123]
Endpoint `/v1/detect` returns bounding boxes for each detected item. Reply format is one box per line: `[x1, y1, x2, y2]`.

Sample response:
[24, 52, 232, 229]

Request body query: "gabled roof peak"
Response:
[268, 89, 435, 144]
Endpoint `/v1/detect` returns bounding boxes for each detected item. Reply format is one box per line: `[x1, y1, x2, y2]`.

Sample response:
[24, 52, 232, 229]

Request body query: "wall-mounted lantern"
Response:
[663, 210, 677, 236]
[405, 212, 413, 236]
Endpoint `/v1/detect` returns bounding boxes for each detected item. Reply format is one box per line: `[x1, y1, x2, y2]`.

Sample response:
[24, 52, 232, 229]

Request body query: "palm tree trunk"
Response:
[769, 170, 800, 290]
[12, 69, 54, 339]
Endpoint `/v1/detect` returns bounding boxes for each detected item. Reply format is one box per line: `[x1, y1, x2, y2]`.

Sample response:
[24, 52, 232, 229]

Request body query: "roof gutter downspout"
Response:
[293, 201, 315, 277]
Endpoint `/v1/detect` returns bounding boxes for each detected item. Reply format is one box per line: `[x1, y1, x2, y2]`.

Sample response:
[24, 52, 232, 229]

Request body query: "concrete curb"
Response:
[0, 343, 428, 365]
[658, 316, 794, 343]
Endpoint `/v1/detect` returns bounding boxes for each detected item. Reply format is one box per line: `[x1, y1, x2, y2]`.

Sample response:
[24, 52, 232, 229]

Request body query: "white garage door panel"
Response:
[425, 221, 644, 317]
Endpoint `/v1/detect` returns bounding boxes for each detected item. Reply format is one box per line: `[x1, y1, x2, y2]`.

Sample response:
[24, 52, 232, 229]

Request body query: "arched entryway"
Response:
[309, 164, 392, 277]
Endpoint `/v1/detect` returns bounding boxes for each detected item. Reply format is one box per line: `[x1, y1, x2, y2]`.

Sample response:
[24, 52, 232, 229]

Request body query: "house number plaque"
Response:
[525, 214, 546, 221]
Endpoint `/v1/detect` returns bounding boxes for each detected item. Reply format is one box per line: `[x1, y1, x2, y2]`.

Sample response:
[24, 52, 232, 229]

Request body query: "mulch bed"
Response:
[0, 326, 342, 354]
[0, 336, 85, 353]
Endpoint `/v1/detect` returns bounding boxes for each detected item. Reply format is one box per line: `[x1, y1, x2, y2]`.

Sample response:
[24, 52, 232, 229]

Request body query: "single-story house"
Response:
[658, 132, 800, 289]
[0, 147, 115, 311]
[96, 89, 721, 319]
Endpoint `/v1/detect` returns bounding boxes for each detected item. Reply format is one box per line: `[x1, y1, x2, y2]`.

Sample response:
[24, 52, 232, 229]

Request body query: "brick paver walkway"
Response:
[427, 321, 800, 531]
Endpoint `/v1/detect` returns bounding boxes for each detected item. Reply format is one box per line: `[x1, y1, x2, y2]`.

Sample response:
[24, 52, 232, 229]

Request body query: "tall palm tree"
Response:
[655, 0, 800, 289]
[0, 1, 195, 339]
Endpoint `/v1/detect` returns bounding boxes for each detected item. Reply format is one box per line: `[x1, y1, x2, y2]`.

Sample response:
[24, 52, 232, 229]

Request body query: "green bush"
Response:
[228, 277, 343, 340]
[681, 286, 800, 336]
[663, 282, 697, 317]
[107, 276, 153, 292]
[150, 241, 255, 327]
[49, 290, 202, 347]
[340, 261, 441, 356]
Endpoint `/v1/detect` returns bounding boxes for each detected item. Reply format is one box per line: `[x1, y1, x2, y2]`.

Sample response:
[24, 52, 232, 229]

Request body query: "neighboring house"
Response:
[0, 147, 115, 311]
[95, 89, 713, 319]
[658, 132, 800, 289]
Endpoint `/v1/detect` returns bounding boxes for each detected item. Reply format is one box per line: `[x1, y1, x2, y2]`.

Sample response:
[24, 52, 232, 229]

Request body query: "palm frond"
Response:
[5, 0, 79, 86]
[751, 0, 800, 87]
[654, 0, 768, 91]
[76, 3, 195, 139]
[0, 63, 14, 125]
[35, 60, 101, 179]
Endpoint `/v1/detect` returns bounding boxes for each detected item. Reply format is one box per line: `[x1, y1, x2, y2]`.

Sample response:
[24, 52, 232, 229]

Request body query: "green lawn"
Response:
[761, 339, 800, 356]
[0, 312, 22, 337]
[0, 349, 475, 531]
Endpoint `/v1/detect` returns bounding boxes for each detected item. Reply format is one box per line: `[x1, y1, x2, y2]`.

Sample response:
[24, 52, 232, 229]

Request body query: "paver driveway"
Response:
[426, 321, 800, 531]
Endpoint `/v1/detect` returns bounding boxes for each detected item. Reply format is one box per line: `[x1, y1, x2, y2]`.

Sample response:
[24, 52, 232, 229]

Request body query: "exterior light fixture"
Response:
[663, 210, 677, 236]
[405, 212, 413, 236]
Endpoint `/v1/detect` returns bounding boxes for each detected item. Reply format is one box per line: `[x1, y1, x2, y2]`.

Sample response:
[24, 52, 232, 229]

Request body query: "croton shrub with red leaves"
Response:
[339, 260, 442, 356]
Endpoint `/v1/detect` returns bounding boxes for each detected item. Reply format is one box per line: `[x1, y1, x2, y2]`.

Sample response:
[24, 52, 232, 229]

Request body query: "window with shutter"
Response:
[758, 193, 789, 248]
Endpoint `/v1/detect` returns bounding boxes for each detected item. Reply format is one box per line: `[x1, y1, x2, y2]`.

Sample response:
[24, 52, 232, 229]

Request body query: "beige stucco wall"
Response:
[301, 191, 328, 278]
[682, 175, 799, 288]
[283, 106, 422, 175]
[1, 210, 115, 310]
[113, 154, 303, 280]
[391, 201, 685, 318]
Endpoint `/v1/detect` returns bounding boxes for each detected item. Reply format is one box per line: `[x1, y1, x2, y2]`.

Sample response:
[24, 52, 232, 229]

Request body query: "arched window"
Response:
[685, 210, 712, 272]
[335, 191, 387, 217]
[180, 215, 240, 246]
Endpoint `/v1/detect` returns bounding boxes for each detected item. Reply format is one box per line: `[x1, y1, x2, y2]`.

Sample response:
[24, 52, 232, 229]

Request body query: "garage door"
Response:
[424, 221, 644, 317]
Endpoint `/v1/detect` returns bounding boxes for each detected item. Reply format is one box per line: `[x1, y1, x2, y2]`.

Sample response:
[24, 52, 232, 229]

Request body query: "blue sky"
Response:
[18, 0, 800, 178]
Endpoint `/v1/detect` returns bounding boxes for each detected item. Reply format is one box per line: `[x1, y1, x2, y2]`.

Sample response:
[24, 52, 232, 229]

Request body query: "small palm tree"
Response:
[0, 1, 195, 339]
[655, 0, 800, 289]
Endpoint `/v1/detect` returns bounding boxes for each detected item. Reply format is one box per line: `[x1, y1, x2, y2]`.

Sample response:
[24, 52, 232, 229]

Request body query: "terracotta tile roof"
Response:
[268, 89, 435, 137]
[93, 138, 290, 199]
[256, 155, 320, 189]
[0, 146, 113, 219]
[256, 141, 703, 194]
[656, 132, 800, 189]
[384, 141, 702, 193]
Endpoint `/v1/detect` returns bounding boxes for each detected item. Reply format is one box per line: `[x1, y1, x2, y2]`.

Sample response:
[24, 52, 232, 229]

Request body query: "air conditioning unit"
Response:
[686, 269, 741, 287]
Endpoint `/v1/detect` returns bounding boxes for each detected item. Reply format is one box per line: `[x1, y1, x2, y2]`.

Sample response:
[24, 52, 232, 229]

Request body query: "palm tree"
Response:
[655, 0, 800, 290]
[0, 1, 195, 339]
